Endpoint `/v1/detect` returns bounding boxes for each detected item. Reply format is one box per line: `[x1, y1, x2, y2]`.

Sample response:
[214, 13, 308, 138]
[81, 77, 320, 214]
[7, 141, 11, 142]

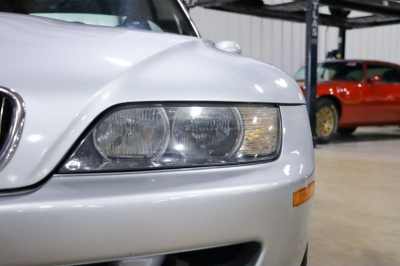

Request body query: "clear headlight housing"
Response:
[60, 104, 281, 173]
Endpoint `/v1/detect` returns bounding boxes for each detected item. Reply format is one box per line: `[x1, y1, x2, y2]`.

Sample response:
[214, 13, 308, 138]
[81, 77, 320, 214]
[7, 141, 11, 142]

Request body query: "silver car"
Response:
[0, 1, 314, 265]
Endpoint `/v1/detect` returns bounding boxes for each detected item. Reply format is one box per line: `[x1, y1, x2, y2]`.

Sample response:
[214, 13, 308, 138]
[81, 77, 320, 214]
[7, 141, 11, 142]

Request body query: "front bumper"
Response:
[0, 106, 314, 266]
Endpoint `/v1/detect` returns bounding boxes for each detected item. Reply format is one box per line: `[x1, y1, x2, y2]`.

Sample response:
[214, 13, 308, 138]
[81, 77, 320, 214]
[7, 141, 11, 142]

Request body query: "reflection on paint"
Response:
[28, 134, 43, 143]
[104, 57, 132, 67]
[255, 85, 264, 93]
[284, 165, 291, 176]
[275, 78, 288, 88]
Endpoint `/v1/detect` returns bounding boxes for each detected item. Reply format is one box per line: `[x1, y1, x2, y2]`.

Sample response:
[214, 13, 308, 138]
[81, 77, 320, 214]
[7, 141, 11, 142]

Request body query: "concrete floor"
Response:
[309, 126, 400, 266]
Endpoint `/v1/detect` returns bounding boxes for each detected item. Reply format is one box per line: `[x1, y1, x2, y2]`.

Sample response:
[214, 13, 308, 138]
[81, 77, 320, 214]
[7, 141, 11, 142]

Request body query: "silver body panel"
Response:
[0, 11, 313, 266]
[0, 12, 304, 190]
[0, 106, 313, 266]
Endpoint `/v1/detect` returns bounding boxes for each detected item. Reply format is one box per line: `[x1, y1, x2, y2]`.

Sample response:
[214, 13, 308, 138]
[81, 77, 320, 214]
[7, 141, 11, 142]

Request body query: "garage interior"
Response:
[312, 126, 400, 266]
[1, 0, 399, 264]
[188, 1, 400, 265]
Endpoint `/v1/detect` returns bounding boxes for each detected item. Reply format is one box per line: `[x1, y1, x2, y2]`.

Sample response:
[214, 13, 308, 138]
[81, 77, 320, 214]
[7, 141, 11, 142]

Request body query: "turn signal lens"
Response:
[238, 107, 278, 157]
[293, 181, 315, 207]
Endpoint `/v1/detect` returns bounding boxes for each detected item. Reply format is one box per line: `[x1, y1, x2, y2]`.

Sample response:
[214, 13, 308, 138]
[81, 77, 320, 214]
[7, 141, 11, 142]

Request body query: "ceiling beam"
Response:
[206, 2, 353, 28]
[320, 0, 400, 17]
[203, 0, 400, 29]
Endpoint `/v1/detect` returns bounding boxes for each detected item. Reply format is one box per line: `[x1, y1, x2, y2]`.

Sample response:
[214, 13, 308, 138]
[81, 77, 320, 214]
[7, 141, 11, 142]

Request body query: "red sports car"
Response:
[295, 60, 400, 143]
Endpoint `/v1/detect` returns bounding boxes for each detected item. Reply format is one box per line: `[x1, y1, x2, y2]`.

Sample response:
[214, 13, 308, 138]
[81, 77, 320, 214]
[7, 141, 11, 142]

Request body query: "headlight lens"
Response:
[60, 104, 280, 173]
[94, 108, 169, 160]
[172, 107, 242, 158]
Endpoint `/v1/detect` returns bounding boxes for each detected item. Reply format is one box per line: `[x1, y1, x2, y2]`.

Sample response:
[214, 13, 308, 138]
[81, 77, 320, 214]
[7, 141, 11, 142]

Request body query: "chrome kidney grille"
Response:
[0, 86, 25, 171]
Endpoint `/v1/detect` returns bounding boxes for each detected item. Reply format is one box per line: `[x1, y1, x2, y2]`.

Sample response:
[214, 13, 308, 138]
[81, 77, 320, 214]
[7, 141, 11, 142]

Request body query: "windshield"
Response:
[0, 0, 198, 37]
[294, 61, 364, 82]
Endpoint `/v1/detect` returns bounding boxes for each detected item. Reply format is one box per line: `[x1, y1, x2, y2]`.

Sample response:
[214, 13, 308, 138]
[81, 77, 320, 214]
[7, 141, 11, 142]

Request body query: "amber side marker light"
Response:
[293, 181, 315, 207]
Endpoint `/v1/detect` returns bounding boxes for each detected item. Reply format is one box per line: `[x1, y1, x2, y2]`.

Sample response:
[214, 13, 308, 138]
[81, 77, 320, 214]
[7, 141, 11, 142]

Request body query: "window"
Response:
[366, 64, 400, 84]
[0, 0, 198, 37]
[293, 67, 306, 80]
[294, 61, 363, 82]
[319, 61, 363, 82]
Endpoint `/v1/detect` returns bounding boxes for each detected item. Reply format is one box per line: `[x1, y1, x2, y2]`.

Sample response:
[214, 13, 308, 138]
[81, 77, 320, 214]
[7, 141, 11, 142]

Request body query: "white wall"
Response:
[346, 25, 400, 64]
[189, 6, 400, 75]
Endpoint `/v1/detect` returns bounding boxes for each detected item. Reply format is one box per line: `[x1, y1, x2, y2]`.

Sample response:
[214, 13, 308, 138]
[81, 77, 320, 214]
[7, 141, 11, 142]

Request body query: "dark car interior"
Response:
[0, 0, 198, 36]
[320, 62, 363, 82]
[367, 64, 400, 84]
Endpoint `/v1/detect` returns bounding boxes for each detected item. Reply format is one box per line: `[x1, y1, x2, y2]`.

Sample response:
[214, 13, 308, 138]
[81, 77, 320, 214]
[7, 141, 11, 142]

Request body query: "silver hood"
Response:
[0, 13, 304, 190]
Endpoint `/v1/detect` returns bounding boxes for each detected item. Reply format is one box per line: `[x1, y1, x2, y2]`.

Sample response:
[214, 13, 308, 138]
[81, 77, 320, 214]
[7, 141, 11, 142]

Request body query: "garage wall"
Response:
[346, 25, 400, 65]
[189, 6, 400, 75]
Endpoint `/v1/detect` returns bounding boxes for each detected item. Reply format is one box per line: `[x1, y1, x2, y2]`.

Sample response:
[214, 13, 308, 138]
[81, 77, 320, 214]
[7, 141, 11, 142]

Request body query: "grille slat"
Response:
[0, 97, 12, 152]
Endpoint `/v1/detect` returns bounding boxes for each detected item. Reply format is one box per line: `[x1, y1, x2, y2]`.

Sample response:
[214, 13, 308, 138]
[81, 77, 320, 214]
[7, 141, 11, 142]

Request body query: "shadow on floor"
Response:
[330, 130, 400, 144]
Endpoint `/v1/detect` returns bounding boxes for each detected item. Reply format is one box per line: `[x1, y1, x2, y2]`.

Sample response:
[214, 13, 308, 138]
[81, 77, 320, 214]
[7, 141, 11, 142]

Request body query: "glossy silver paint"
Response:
[0, 13, 305, 190]
[0, 11, 313, 266]
[0, 86, 25, 171]
[0, 106, 314, 266]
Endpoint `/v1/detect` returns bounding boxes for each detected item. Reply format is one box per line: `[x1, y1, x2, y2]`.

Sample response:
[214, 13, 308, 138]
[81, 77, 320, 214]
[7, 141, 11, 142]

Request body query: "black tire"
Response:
[337, 127, 357, 135]
[300, 244, 308, 266]
[316, 98, 339, 144]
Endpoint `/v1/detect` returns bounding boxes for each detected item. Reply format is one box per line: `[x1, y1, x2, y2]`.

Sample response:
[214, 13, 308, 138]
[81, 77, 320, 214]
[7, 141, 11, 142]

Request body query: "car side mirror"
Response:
[369, 75, 382, 84]
[215, 41, 242, 55]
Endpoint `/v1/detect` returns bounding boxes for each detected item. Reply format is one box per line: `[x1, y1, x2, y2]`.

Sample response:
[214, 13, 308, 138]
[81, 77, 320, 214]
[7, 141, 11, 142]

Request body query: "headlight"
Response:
[60, 104, 281, 173]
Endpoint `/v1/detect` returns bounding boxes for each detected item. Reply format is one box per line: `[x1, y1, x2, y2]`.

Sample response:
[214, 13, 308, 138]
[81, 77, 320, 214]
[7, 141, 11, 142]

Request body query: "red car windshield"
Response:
[0, 0, 198, 37]
[294, 61, 363, 82]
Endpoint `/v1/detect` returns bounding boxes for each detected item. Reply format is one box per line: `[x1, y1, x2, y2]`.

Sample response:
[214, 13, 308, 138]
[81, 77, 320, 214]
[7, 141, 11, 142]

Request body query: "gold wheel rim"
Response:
[317, 106, 335, 137]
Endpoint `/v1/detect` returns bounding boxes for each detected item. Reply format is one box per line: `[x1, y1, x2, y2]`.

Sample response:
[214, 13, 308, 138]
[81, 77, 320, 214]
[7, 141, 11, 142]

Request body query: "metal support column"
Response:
[305, 0, 319, 146]
[338, 28, 346, 59]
